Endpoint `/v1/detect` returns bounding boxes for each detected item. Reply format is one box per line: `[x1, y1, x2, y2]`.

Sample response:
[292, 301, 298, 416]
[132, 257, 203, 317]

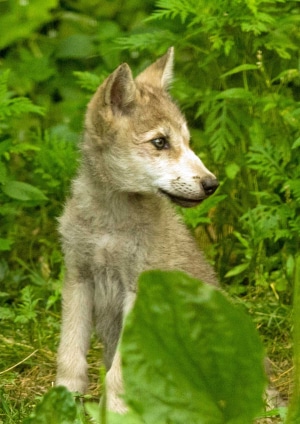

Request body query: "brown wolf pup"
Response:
[56, 47, 219, 412]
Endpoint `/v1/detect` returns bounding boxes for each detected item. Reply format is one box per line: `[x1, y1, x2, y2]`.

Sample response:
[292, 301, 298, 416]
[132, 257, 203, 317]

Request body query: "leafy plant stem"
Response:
[242, 69, 249, 92]
[286, 254, 300, 423]
[100, 386, 107, 424]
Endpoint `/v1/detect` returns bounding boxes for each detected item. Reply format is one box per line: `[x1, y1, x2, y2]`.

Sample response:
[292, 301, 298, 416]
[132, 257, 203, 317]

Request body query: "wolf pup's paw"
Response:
[55, 376, 88, 394]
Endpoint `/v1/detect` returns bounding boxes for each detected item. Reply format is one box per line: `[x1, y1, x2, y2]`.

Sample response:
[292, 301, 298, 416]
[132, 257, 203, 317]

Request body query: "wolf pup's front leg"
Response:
[56, 272, 94, 393]
[105, 291, 136, 413]
[105, 351, 127, 413]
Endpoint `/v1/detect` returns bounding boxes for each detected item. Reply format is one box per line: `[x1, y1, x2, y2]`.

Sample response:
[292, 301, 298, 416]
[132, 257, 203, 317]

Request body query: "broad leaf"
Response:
[121, 270, 266, 424]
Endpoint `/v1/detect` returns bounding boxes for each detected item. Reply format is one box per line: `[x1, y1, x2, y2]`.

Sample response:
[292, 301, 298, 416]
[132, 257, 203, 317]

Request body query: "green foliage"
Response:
[0, 0, 59, 51]
[14, 286, 39, 325]
[0, 0, 298, 422]
[0, 70, 46, 256]
[0, 70, 44, 123]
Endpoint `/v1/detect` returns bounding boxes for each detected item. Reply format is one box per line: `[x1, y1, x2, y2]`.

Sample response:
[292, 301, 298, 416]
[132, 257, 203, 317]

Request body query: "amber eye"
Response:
[151, 137, 169, 150]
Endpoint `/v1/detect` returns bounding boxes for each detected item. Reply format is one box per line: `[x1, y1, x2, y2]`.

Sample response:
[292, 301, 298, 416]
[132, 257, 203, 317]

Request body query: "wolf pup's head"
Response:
[83, 47, 218, 208]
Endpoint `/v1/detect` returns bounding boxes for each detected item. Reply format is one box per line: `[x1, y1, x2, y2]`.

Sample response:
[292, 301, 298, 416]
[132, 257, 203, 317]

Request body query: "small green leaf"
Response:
[225, 163, 240, 180]
[220, 64, 258, 78]
[225, 262, 250, 278]
[292, 137, 300, 149]
[286, 255, 295, 278]
[216, 88, 253, 100]
[2, 180, 47, 201]
[0, 238, 13, 251]
[271, 69, 299, 84]
[0, 161, 7, 183]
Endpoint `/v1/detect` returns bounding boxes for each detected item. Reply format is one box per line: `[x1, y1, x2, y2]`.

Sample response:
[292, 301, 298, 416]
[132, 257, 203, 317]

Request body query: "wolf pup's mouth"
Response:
[159, 189, 203, 208]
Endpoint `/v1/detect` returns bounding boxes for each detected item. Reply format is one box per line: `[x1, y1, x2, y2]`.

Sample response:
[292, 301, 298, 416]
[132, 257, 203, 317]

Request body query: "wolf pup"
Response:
[56, 47, 219, 412]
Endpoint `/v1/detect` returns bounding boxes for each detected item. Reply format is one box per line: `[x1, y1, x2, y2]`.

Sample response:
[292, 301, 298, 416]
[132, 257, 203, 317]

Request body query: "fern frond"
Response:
[288, 179, 300, 203]
[248, 144, 286, 184]
[0, 70, 44, 122]
[0, 70, 10, 100]
[241, 12, 275, 35]
[116, 30, 177, 52]
[0, 97, 44, 121]
[290, 216, 300, 236]
[148, 0, 200, 24]
[74, 71, 104, 92]
[206, 100, 248, 160]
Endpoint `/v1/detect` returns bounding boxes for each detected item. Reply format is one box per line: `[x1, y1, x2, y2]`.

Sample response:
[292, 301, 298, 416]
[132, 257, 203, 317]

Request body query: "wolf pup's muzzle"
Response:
[160, 176, 219, 208]
[201, 177, 219, 196]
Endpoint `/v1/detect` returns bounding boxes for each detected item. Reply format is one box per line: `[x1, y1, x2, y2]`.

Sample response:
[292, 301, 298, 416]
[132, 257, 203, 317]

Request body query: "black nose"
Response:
[201, 177, 219, 196]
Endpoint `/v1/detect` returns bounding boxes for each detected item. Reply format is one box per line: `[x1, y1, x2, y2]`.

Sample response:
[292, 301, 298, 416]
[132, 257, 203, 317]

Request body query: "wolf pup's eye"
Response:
[151, 137, 169, 150]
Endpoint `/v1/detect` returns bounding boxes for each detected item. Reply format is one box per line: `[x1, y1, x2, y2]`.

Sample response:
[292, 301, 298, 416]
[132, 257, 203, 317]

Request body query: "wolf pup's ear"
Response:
[104, 63, 136, 114]
[136, 47, 174, 91]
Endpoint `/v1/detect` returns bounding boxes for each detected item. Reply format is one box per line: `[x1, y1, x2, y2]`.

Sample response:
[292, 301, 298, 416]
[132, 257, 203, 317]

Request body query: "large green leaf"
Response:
[121, 270, 266, 424]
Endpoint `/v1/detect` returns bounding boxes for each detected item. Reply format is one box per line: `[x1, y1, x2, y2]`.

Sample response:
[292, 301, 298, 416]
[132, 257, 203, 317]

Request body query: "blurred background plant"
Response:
[0, 0, 299, 422]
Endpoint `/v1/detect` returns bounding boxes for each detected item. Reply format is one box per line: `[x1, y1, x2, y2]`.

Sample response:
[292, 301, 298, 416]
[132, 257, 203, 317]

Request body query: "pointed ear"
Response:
[136, 47, 174, 90]
[104, 63, 136, 114]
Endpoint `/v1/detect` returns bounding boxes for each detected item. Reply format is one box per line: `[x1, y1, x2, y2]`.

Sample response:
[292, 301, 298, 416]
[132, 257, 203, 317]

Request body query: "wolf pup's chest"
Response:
[92, 230, 148, 269]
